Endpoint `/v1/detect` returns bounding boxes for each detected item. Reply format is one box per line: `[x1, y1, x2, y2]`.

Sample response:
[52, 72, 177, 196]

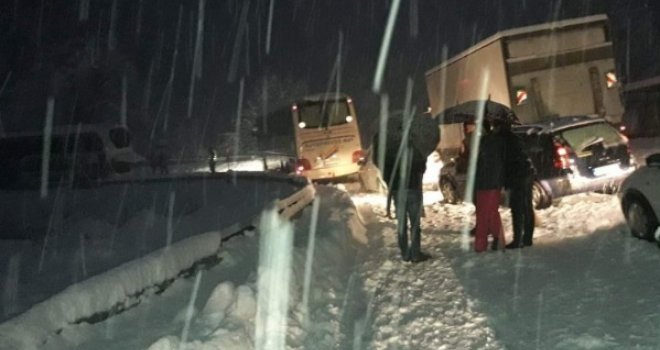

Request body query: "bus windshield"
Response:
[298, 100, 351, 128]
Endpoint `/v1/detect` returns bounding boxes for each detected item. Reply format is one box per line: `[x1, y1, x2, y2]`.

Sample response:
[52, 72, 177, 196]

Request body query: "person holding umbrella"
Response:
[474, 117, 507, 252]
[438, 100, 521, 251]
[373, 111, 438, 262]
[502, 123, 536, 248]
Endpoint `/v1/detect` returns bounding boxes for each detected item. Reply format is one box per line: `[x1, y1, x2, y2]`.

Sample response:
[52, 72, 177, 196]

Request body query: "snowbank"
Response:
[35, 185, 365, 350]
[0, 230, 227, 350]
[138, 186, 368, 350]
[0, 175, 313, 350]
[0, 173, 308, 323]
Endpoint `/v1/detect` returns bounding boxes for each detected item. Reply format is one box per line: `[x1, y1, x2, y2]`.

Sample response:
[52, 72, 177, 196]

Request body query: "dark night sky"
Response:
[0, 0, 658, 153]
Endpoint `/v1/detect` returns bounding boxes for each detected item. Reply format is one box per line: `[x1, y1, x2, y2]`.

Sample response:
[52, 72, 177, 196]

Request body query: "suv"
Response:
[439, 116, 636, 209]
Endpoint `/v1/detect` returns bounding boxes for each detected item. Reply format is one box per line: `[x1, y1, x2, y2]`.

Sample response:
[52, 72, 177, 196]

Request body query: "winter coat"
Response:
[502, 129, 535, 189]
[475, 130, 505, 191]
[372, 133, 426, 191]
[391, 145, 426, 191]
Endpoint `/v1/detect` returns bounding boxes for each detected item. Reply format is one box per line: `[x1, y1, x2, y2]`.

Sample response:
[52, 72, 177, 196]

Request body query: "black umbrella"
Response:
[437, 100, 520, 125]
[386, 112, 439, 157]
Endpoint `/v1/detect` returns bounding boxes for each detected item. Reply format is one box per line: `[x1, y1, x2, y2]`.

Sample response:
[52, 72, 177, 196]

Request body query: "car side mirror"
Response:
[646, 153, 660, 167]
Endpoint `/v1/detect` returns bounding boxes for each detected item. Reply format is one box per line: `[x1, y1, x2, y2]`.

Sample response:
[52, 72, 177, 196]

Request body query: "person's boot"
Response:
[411, 251, 431, 263]
[491, 238, 499, 251]
[506, 241, 524, 249]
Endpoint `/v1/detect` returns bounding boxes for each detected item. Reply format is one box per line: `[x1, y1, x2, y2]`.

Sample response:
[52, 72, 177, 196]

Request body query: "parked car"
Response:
[440, 116, 636, 209]
[0, 124, 144, 188]
[619, 153, 660, 244]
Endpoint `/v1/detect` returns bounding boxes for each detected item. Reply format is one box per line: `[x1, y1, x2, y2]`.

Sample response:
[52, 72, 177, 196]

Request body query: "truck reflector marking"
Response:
[606, 71, 618, 89]
[516, 89, 528, 105]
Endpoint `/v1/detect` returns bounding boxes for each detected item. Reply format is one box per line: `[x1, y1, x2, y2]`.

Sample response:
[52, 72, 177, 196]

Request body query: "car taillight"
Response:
[352, 150, 364, 163]
[296, 158, 312, 175]
[553, 143, 571, 169]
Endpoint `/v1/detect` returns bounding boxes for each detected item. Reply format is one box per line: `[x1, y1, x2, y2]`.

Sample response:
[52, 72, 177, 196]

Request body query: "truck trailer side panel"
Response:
[504, 18, 623, 123]
[425, 40, 510, 153]
[509, 58, 623, 123]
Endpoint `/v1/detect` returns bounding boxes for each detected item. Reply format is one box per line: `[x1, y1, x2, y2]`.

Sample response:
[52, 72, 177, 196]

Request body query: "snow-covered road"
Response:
[353, 190, 660, 350]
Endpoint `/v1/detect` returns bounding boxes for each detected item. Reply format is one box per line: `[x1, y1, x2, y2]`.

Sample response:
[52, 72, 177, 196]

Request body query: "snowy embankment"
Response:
[0, 173, 312, 349]
[0, 184, 367, 350]
[0, 172, 306, 322]
[70, 185, 365, 350]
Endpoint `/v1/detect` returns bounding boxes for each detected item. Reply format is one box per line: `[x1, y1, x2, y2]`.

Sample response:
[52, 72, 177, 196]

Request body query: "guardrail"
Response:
[142, 152, 297, 174]
[277, 183, 316, 220]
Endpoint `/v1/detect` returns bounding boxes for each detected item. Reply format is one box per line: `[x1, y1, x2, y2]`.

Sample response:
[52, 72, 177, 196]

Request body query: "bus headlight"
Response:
[298, 122, 306, 129]
[345, 116, 353, 123]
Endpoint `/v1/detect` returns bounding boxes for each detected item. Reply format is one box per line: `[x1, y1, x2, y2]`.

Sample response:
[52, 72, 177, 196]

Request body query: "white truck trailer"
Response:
[425, 14, 624, 157]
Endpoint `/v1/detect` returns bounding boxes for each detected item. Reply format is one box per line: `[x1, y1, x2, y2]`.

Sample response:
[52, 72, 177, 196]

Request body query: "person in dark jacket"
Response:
[373, 132, 430, 262]
[502, 125, 536, 248]
[208, 147, 218, 173]
[474, 119, 506, 252]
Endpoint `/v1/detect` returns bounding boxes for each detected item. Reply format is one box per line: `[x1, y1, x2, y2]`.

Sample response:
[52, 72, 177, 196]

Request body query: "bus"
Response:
[255, 93, 364, 180]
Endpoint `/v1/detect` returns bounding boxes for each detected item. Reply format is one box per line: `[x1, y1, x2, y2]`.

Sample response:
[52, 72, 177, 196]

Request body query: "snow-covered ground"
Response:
[2, 136, 660, 350]
[0, 184, 367, 350]
[5, 184, 660, 349]
[352, 189, 660, 350]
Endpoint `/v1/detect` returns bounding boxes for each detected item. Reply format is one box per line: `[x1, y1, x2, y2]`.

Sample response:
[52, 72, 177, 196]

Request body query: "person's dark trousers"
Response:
[393, 189, 423, 260]
[509, 176, 535, 247]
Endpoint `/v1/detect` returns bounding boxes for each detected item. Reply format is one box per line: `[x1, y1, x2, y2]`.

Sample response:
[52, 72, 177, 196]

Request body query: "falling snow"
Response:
[1, 1, 660, 350]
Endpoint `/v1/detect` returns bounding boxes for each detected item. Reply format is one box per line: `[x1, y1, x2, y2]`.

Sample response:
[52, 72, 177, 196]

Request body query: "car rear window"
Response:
[560, 122, 624, 157]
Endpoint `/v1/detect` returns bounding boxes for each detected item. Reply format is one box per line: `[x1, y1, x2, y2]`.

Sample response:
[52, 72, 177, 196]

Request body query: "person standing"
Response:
[208, 147, 218, 173]
[391, 142, 430, 262]
[474, 119, 506, 252]
[502, 126, 536, 248]
[373, 131, 430, 263]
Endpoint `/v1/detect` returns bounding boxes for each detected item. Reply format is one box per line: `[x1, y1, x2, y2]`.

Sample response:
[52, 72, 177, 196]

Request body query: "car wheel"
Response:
[624, 196, 659, 241]
[440, 176, 460, 204]
[532, 181, 551, 210]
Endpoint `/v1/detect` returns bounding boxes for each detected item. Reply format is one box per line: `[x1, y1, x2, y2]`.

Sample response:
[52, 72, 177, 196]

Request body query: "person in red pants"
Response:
[474, 119, 506, 252]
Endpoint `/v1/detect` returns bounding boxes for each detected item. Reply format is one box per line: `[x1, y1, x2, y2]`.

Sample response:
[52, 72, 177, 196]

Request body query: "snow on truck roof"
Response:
[425, 14, 609, 76]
